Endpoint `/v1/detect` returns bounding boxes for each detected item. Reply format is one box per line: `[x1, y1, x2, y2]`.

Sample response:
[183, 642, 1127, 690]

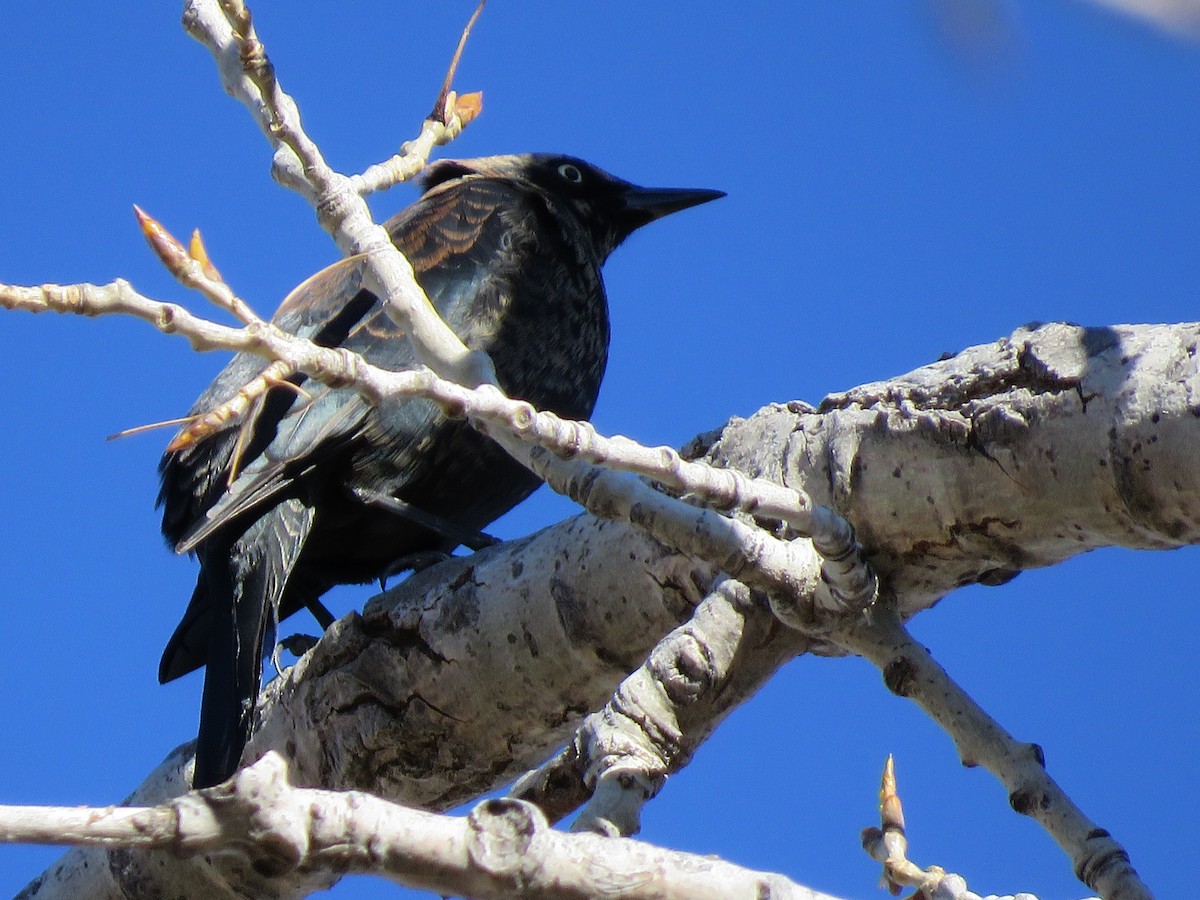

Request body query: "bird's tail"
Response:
[189, 499, 315, 789]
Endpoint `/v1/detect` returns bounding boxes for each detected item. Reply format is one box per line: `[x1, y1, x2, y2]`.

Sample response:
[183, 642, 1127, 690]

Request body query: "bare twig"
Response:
[180, 0, 494, 389]
[352, 0, 488, 196]
[0, 276, 868, 627]
[430, 0, 488, 124]
[485, 401, 875, 608]
[0, 752, 847, 900]
[134, 205, 260, 325]
[860, 756, 1104, 900]
[173, 0, 882, 621]
[839, 607, 1150, 900]
[349, 95, 482, 196]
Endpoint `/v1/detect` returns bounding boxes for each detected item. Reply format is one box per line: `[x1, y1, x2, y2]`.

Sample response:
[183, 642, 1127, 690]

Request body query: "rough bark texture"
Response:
[22, 321, 1200, 899]
[252, 517, 716, 804]
[23, 521, 716, 900]
[706, 322, 1200, 614]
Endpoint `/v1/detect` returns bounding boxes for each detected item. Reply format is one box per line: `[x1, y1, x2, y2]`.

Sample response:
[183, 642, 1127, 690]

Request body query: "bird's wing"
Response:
[161, 177, 534, 553]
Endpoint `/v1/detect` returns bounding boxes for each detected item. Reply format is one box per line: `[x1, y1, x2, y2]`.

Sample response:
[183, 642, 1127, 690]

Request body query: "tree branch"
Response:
[12, 321, 1196, 898]
[8, 753, 847, 900]
[0, 274, 868, 623]
[513, 577, 805, 837]
[4, 2, 1193, 896]
[180, 0, 494, 388]
[838, 606, 1149, 900]
[703, 322, 1200, 615]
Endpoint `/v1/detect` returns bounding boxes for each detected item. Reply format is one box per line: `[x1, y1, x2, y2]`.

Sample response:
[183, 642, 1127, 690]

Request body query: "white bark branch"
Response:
[9, 753, 846, 900]
[705, 322, 1200, 615]
[839, 606, 1148, 900]
[180, 0, 494, 389]
[8, 307, 1191, 897]
[512, 578, 800, 838]
[0, 276, 866, 622]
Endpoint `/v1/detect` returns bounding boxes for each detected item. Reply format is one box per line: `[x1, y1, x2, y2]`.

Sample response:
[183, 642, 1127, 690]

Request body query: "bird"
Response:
[155, 153, 724, 789]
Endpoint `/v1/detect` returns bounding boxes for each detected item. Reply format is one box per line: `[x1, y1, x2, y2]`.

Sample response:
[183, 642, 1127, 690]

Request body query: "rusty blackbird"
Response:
[156, 153, 723, 788]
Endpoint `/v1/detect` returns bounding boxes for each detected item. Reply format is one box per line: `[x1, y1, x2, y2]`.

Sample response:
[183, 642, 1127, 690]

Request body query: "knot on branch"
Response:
[658, 631, 715, 704]
[466, 798, 545, 885]
[311, 179, 360, 233]
[171, 752, 309, 877]
[307, 345, 364, 393]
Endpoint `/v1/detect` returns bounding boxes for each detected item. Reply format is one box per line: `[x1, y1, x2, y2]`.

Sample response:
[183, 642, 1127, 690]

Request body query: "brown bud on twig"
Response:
[453, 92, 483, 127]
[134, 205, 192, 279]
[880, 754, 905, 833]
[878, 755, 907, 896]
[189, 229, 223, 283]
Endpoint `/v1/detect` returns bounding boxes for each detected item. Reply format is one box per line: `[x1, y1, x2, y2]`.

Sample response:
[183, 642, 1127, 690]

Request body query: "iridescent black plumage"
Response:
[156, 153, 723, 788]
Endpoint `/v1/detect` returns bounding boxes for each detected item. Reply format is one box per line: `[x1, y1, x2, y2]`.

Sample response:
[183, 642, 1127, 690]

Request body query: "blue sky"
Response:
[1, 3, 1197, 898]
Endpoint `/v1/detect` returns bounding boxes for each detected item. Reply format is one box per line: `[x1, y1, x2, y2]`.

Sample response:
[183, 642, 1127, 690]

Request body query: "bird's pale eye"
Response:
[557, 163, 584, 184]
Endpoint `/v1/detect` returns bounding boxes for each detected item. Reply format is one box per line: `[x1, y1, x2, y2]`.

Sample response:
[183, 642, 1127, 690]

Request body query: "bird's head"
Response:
[419, 153, 724, 261]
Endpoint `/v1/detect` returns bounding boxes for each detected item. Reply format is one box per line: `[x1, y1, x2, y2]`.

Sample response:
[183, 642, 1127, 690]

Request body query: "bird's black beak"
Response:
[620, 185, 725, 230]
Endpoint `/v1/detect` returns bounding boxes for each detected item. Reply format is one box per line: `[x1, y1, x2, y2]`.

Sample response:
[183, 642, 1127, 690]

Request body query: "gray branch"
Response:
[18, 321, 1195, 899]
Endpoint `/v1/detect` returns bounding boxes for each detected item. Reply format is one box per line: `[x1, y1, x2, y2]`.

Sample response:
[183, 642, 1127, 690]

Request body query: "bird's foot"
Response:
[378, 550, 454, 591]
[277, 632, 321, 663]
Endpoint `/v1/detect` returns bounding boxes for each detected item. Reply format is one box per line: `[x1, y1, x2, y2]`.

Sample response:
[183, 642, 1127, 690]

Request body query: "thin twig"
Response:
[181, 0, 493, 389]
[0, 753, 847, 899]
[838, 606, 1150, 900]
[1, 277, 843, 620]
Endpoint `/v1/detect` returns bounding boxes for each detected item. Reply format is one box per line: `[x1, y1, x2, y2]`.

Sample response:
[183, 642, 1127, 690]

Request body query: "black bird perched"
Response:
[156, 153, 723, 788]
